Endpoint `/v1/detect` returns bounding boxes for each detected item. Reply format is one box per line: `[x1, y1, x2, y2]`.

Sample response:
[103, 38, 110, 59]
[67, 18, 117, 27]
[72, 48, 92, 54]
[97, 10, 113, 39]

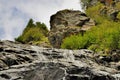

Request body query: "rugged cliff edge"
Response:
[49, 10, 95, 48]
[0, 40, 120, 80]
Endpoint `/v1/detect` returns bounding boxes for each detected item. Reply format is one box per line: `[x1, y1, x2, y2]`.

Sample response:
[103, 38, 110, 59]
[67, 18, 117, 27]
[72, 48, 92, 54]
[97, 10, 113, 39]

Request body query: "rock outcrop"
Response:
[102, 8, 120, 21]
[49, 10, 95, 48]
[81, 0, 120, 21]
[0, 40, 120, 80]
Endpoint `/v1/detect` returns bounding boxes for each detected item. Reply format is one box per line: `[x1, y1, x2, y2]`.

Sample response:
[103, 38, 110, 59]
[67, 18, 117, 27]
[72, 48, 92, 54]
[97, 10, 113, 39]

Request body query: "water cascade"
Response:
[31, 46, 47, 61]
[63, 50, 75, 62]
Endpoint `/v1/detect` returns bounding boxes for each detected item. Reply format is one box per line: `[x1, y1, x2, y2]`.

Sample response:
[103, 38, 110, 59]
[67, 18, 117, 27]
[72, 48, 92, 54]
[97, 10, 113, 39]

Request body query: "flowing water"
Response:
[113, 74, 120, 80]
[31, 46, 47, 61]
[63, 50, 75, 62]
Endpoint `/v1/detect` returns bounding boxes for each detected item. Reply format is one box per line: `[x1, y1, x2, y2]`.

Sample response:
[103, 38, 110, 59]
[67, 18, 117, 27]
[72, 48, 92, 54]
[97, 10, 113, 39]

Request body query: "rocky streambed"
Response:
[0, 40, 120, 80]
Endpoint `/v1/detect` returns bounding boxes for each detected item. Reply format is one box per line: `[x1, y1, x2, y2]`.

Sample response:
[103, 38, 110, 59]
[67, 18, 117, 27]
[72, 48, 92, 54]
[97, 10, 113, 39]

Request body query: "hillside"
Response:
[0, 40, 120, 80]
[0, 0, 119, 80]
[61, 0, 120, 52]
[15, 0, 120, 52]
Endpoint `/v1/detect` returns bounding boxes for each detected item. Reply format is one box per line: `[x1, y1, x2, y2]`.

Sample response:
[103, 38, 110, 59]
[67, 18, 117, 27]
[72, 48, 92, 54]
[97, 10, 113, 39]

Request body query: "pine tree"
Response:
[26, 18, 35, 28]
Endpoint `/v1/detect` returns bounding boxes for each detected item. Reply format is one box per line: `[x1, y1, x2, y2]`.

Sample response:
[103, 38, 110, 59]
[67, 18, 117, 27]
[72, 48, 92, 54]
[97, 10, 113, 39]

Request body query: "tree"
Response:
[26, 18, 36, 28]
[15, 18, 49, 44]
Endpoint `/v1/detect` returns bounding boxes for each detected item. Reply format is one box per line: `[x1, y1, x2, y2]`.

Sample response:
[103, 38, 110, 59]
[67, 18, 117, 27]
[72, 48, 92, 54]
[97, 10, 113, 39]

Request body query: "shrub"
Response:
[15, 19, 49, 44]
[61, 21, 120, 51]
[62, 0, 120, 51]
[115, 2, 120, 10]
[16, 27, 44, 43]
[61, 34, 88, 49]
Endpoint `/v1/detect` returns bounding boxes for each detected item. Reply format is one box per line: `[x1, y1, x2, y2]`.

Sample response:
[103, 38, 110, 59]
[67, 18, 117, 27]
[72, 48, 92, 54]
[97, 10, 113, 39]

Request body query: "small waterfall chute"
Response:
[31, 46, 47, 61]
[63, 50, 75, 62]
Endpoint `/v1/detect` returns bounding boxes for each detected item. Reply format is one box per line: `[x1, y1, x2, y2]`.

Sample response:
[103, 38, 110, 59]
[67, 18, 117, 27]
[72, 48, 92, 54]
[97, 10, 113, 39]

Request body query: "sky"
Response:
[0, 0, 82, 40]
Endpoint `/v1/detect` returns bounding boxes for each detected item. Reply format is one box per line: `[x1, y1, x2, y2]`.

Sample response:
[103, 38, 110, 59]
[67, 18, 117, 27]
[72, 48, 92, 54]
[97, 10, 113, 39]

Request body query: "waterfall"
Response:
[31, 46, 47, 61]
[113, 74, 120, 80]
[63, 50, 75, 62]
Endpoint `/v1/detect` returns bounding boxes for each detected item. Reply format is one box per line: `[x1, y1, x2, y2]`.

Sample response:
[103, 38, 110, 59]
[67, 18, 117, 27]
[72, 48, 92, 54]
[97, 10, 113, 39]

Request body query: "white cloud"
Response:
[0, 0, 82, 40]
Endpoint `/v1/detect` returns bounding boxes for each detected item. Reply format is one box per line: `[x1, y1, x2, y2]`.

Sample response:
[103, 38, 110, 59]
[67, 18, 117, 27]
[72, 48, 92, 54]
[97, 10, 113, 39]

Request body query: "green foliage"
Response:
[61, 21, 120, 51]
[61, 34, 88, 49]
[86, 2, 111, 24]
[15, 19, 49, 44]
[115, 2, 120, 10]
[26, 19, 35, 28]
[62, 0, 120, 51]
[117, 12, 120, 20]
[87, 21, 120, 51]
[16, 27, 44, 43]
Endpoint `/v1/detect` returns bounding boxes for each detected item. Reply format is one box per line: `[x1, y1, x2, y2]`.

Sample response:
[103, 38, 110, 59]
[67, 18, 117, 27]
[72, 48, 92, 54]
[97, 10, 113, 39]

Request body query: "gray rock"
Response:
[50, 10, 93, 30]
[0, 40, 119, 80]
[24, 67, 65, 80]
[49, 9, 95, 48]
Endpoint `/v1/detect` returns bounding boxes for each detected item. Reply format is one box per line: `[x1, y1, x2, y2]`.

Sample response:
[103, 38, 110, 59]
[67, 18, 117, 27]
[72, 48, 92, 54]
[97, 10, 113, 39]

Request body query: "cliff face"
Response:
[0, 40, 120, 80]
[50, 10, 95, 30]
[49, 9, 95, 48]
[81, 0, 120, 21]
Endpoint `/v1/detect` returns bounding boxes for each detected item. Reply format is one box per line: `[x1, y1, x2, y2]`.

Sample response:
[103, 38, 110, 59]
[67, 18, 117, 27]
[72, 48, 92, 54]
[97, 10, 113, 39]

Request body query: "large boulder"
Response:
[49, 9, 95, 48]
[50, 9, 95, 30]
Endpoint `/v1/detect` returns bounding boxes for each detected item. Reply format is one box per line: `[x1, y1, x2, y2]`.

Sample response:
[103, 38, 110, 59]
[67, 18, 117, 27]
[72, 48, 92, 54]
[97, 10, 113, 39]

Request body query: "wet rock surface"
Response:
[0, 40, 120, 80]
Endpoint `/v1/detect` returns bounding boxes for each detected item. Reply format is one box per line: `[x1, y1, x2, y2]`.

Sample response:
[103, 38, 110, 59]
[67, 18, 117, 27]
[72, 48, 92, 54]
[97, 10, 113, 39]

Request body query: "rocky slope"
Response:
[0, 40, 120, 80]
[81, 0, 120, 21]
[49, 9, 95, 48]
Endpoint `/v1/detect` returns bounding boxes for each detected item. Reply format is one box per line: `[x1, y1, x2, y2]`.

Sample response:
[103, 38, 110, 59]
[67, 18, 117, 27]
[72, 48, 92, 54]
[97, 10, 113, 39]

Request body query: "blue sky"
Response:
[0, 0, 82, 40]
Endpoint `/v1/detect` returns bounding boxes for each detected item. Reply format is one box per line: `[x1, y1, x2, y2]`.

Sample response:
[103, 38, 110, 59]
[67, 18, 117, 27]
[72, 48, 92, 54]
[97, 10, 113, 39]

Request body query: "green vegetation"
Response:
[15, 19, 50, 46]
[114, 2, 120, 10]
[61, 34, 88, 49]
[61, 21, 120, 51]
[86, 2, 111, 24]
[61, 2, 120, 52]
[15, 0, 120, 50]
